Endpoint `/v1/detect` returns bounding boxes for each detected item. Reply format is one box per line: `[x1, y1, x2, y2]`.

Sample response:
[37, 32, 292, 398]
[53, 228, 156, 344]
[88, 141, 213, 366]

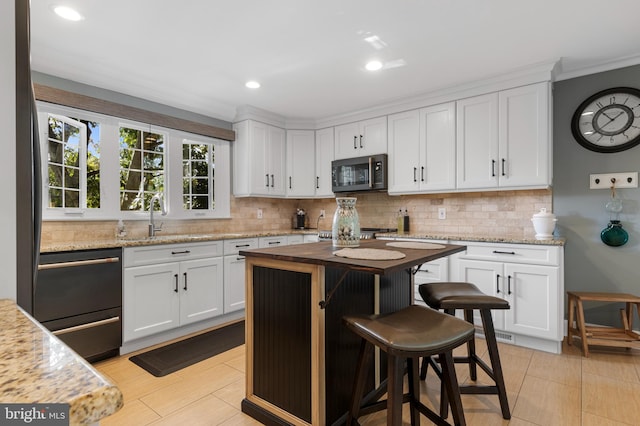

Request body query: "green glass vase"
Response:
[600, 220, 629, 247]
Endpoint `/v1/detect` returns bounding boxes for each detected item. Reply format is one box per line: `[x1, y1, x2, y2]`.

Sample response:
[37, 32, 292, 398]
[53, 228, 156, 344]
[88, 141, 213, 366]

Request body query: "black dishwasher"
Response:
[35, 248, 122, 362]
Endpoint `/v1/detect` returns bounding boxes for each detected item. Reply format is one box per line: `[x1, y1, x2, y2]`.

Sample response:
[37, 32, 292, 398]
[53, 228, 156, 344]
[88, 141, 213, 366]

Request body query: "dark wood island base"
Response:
[240, 240, 466, 425]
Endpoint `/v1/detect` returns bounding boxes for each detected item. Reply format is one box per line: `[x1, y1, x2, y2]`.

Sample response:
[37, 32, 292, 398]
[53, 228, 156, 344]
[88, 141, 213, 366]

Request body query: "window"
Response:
[37, 101, 231, 221]
[182, 140, 213, 210]
[119, 126, 166, 212]
[46, 114, 87, 208]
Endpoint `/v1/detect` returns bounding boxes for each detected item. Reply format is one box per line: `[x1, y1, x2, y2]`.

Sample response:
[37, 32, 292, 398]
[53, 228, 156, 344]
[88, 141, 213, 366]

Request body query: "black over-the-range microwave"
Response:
[331, 153, 388, 193]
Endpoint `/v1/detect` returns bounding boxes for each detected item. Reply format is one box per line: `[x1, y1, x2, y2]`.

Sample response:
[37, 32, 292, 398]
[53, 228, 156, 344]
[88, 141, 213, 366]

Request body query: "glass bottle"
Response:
[600, 220, 629, 247]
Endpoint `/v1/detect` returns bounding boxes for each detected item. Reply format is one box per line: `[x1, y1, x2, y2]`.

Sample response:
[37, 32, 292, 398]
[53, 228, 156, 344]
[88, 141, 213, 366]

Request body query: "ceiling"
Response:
[30, 0, 640, 123]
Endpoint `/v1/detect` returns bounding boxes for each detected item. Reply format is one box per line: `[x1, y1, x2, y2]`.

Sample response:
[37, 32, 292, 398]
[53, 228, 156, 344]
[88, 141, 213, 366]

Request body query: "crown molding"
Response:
[555, 53, 640, 81]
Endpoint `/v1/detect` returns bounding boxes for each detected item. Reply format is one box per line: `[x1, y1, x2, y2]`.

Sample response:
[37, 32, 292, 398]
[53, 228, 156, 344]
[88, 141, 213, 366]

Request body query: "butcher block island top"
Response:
[239, 239, 466, 275]
[0, 299, 123, 425]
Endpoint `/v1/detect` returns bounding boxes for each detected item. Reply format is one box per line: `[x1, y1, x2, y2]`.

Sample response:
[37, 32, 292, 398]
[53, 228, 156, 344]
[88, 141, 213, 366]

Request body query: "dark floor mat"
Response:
[129, 321, 245, 377]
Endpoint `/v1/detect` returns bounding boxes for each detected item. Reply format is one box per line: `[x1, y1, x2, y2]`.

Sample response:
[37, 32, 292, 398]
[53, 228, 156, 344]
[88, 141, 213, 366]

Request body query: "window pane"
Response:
[48, 164, 62, 187]
[183, 161, 190, 177]
[63, 139, 80, 167]
[191, 196, 209, 210]
[192, 178, 208, 194]
[64, 166, 80, 190]
[190, 144, 207, 160]
[48, 140, 63, 164]
[82, 119, 101, 209]
[192, 161, 208, 177]
[182, 145, 189, 160]
[120, 191, 142, 211]
[120, 128, 141, 150]
[120, 170, 142, 191]
[143, 152, 164, 170]
[144, 172, 163, 192]
[48, 118, 63, 141]
[143, 132, 164, 152]
[49, 188, 62, 207]
[64, 190, 80, 208]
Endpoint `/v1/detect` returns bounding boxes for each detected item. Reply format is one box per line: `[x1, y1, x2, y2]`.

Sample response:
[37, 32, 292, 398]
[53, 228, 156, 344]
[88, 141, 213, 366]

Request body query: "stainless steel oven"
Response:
[331, 154, 387, 193]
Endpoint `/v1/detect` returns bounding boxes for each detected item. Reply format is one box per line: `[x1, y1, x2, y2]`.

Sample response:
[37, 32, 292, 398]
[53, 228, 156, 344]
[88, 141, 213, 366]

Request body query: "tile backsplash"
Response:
[41, 189, 552, 245]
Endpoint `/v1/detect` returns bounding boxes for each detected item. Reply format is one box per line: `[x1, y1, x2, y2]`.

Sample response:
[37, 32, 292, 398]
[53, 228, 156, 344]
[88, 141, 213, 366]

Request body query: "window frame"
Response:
[36, 101, 231, 221]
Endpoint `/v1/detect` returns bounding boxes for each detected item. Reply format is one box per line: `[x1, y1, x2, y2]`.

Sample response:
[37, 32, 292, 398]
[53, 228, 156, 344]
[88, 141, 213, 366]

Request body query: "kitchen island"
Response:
[0, 299, 123, 425]
[239, 239, 466, 426]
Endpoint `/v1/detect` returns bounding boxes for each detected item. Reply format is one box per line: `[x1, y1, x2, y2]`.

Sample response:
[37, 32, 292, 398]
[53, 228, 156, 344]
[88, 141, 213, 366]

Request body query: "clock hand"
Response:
[599, 111, 626, 129]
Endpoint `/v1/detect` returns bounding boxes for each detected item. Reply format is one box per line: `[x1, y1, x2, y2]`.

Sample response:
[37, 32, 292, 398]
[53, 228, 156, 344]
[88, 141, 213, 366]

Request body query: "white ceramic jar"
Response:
[531, 208, 557, 239]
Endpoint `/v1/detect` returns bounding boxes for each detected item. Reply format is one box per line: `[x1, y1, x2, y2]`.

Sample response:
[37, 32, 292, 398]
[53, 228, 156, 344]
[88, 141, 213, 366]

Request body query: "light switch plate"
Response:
[590, 172, 638, 189]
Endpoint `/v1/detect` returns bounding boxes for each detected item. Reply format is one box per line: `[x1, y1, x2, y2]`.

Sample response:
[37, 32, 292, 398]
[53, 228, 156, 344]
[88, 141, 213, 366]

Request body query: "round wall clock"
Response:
[571, 87, 640, 153]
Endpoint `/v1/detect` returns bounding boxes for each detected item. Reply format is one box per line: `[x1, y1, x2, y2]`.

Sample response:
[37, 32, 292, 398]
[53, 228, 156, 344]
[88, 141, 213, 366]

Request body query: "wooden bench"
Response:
[567, 291, 640, 357]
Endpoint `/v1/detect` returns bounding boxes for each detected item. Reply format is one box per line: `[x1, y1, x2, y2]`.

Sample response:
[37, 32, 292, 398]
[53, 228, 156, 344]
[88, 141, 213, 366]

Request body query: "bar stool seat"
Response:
[419, 282, 511, 420]
[343, 305, 475, 426]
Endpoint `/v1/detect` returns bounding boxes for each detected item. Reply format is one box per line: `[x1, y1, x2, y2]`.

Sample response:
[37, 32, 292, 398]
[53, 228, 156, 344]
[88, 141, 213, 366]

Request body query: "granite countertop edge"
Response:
[41, 229, 565, 253]
[0, 299, 123, 425]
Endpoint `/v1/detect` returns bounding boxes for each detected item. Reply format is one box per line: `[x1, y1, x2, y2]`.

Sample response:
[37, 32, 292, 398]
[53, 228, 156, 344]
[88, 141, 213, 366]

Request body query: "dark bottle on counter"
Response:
[403, 209, 410, 233]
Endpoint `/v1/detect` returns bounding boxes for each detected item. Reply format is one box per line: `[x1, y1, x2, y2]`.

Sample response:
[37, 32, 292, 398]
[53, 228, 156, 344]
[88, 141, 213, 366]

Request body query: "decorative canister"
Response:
[600, 220, 629, 247]
[332, 197, 360, 247]
[531, 208, 557, 239]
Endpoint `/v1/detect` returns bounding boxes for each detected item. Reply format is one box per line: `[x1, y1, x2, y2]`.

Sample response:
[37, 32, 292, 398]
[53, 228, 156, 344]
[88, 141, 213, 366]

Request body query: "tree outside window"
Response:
[119, 126, 165, 211]
[182, 140, 214, 210]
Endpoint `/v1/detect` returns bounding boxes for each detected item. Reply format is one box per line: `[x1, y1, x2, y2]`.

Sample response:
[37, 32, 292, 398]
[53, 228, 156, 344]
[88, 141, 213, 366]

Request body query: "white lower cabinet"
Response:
[452, 241, 563, 353]
[123, 242, 224, 342]
[223, 238, 259, 314]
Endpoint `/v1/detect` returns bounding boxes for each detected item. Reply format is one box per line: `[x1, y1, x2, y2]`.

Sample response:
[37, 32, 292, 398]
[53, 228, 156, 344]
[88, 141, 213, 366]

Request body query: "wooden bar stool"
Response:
[343, 305, 475, 426]
[418, 282, 511, 420]
[567, 291, 640, 357]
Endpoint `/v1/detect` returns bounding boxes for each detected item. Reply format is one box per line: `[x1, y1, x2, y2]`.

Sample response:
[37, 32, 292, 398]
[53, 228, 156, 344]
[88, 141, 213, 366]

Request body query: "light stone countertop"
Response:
[375, 232, 566, 246]
[40, 229, 565, 253]
[0, 299, 123, 425]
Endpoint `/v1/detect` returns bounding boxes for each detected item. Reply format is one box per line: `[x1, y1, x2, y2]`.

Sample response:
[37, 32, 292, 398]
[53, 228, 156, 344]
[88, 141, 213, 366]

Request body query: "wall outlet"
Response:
[257, 208, 263, 219]
[438, 207, 446, 220]
[319, 209, 325, 218]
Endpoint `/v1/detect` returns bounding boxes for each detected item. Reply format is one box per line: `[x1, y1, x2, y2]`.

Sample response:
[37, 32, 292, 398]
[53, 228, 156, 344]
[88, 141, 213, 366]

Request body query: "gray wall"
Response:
[32, 71, 233, 130]
[554, 64, 640, 325]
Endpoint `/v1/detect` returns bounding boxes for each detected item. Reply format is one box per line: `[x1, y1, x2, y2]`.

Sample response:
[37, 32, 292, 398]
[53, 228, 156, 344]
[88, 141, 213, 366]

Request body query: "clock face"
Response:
[571, 87, 640, 153]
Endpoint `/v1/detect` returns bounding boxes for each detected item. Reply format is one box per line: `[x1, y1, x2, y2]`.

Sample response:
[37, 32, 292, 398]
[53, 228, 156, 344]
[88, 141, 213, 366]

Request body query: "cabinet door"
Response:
[224, 254, 246, 313]
[334, 122, 360, 160]
[388, 110, 420, 194]
[286, 130, 316, 197]
[413, 257, 448, 307]
[456, 93, 499, 189]
[359, 116, 387, 156]
[498, 83, 550, 188]
[421, 102, 456, 191]
[249, 121, 270, 195]
[179, 257, 224, 325]
[457, 259, 505, 330]
[123, 263, 180, 342]
[504, 263, 559, 339]
[268, 125, 286, 196]
[315, 127, 335, 197]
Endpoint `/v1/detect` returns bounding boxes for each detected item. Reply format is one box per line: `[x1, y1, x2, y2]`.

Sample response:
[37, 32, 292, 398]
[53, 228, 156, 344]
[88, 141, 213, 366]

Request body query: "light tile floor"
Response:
[95, 336, 640, 425]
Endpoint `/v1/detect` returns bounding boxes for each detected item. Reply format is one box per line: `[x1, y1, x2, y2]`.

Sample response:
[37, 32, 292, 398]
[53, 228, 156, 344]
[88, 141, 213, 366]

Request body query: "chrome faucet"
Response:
[148, 193, 167, 237]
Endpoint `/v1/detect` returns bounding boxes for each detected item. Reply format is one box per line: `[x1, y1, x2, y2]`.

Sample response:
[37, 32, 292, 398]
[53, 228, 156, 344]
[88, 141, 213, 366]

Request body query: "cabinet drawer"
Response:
[259, 236, 288, 248]
[124, 241, 223, 267]
[224, 238, 259, 255]
[454, 241, 559, 266]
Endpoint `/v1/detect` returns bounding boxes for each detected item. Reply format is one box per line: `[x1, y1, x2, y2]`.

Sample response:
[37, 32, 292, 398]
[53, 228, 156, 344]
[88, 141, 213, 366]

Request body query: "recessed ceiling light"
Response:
[365, 61, 383, 71]
[245, 81, 261, 89]
[52, 5, 84, 21]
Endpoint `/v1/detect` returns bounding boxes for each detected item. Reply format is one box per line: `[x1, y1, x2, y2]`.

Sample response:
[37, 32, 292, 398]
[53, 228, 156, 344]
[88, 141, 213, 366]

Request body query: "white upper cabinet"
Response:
[388, 102, 456, 194]
[315, 127, 335, 198]
[334, 116, 387, 160]
[286, 130, 316, 197]
[456, 82, 551, 190]
[456, 93, 499, 189]
[498, 83, 550, 188]
[233, 120, 286, 197]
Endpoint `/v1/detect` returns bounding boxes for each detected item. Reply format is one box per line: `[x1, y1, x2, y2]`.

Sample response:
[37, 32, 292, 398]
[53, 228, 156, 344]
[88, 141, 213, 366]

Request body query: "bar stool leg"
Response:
[407, 357, 421, 426]
[347, 339, 374, 425]
[480, 309, 511, 419]
[576, 298, 590, 357]
[567, 293, 575, 346]
[440, 351, 466, 426]
[463, 309, 477, 380]
[387, 353, 404, 426]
